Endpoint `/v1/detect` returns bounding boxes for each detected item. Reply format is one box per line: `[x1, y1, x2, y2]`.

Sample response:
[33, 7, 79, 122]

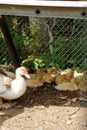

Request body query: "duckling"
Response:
[0, 67, 30, 105]
[26, 75, 44, 87]
[54, 82, 78, 91]
[78, 71, 87, 95]
[42, 68, 58, 84]
[71, 70, 87, 98]
[55, 69, 74, 85]
[54, 69, 78, 91]
[71, 70, 83, 86]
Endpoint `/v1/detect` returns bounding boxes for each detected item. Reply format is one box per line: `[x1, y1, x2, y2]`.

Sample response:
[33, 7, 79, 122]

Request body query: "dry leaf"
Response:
[71, 97, 77, 102]
[64, 97, 77, 106]
[58, 96, 67, 100]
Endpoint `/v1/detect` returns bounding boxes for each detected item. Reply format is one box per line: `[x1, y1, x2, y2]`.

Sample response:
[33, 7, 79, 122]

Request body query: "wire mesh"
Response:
[0, 15, 87, 71]
[0, 31, 12, 66]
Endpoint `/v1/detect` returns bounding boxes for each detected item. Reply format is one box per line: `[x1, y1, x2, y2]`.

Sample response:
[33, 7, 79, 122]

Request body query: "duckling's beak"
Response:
[25, 74, 30, 79]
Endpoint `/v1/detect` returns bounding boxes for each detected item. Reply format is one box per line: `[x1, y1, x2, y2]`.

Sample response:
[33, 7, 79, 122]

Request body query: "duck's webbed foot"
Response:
[0, 98, 17, 109]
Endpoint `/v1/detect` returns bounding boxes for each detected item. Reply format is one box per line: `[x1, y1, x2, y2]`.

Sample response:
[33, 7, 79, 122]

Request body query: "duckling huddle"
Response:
[0, 67, 87, 103]
[26, 68, 87, 93]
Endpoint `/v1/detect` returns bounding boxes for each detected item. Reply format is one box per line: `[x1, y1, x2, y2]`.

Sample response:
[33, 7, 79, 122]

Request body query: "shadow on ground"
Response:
[0, 84, 87, 129]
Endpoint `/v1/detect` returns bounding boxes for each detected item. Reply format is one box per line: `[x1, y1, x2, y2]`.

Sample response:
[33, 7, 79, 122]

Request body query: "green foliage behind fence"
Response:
[0, 16, 87, 72]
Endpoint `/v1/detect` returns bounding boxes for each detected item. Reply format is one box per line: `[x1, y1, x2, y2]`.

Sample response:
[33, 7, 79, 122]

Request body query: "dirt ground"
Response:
[0, 84, 87, 130]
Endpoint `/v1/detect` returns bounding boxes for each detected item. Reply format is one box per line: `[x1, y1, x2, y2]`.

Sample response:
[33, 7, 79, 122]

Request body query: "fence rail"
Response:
[0, 1, 87, 19]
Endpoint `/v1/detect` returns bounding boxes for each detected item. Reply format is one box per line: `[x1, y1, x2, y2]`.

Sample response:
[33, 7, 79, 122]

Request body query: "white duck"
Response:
[0, 67, 30, 103]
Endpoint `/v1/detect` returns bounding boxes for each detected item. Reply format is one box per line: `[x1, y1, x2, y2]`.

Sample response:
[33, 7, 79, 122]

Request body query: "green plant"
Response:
[21, 56, 44, 72]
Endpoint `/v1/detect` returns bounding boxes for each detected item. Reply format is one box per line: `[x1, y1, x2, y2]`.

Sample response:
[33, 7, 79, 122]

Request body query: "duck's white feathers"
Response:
[0, 74, 7, 93]
[0, 68, 14, 93]
[1, 76, 26, 100]
[0, 67, 29, 100]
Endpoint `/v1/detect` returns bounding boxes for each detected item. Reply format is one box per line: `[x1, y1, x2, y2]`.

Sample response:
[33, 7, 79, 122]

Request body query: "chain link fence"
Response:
[0, 30, 12, 66]
[0, 15, 87, 71]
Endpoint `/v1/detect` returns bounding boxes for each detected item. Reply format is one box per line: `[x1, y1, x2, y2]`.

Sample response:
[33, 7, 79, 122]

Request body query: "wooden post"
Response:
[0, 15, 20, 69]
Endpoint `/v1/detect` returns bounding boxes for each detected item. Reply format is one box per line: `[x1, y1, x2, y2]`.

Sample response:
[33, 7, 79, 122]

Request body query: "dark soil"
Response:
[0, 84, 87, 130]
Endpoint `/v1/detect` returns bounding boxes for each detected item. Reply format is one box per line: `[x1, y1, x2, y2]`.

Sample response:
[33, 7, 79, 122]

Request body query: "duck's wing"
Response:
[0, 74, 7, 93]
[0, 86, 6, 94]
[4, 77, 13, 88]
[0, 73, 14, 94]
[0, 68, 8, 76]
[0, 68, 15, 78]
[6, 71, 15, 78]
[0, 68, 15, 87]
